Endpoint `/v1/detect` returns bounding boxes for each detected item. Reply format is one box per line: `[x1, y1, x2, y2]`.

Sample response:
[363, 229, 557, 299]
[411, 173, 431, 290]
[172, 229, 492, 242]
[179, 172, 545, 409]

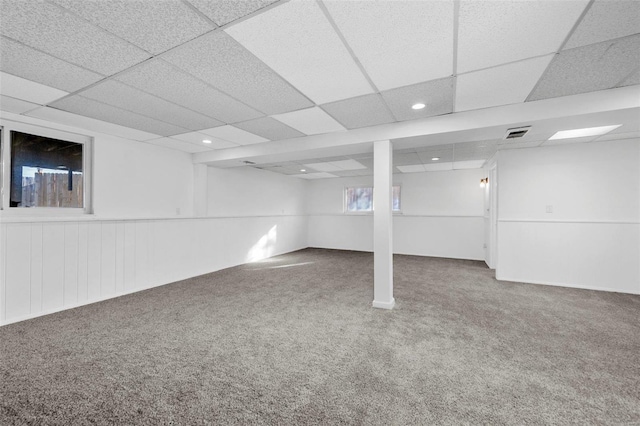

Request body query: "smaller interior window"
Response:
[345, 186, 401, 213]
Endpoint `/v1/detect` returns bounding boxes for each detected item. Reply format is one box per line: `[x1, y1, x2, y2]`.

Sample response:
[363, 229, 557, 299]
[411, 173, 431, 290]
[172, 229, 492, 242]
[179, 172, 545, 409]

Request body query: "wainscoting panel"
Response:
[0, 215, 308, 325]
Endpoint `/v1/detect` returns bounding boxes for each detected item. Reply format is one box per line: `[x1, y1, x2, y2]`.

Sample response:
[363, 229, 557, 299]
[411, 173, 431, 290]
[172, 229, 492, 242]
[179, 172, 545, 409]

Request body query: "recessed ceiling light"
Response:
[412, 103, 426, 110]
[202, 139, 212, 144]
[300, 169, 306, 172]
[548, 125, 621, 140]
[431, 157, 440, 161]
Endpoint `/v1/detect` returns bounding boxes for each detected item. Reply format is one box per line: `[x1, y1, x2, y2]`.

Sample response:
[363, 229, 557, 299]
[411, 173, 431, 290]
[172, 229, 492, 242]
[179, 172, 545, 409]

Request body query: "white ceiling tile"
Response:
[397, 165, 426, 173]
[0, 72, 68, 104]
[453, 160, 486, 170]
[417, 150, 454, 163]
[304, 162, 342, 172]
[594, 130, 640, 142]
[188, 0, 278, 26]
[333, 169, 373, 177]
[529, 35, 640, 101]
[381, 78, 454, 121]
[0, 95, 40, 114]
[324, 0, 454, 90]
[273, 107, 346, 135]
[201, 125, 269, 145]
[564, 0, 640, 49]
[541, 136, 599, 146]
[147, 137, 213, 153]
[424, 162, 454, 172]
[456, 55, 554, 112]
[172, 131, 238, 149]
[329, 159, 367, 171]
[162, 31, 312, 115]
[393, 153, 423, 166]
[50, 0, 213, 54]
[115, 60, 262, 124]
[233, 117, 305, 141]
[457, 0, 589, 73]
[290, 172, 338, 179]
[304, 159, 366, 172]
[25, 106, 162, 141]
[0, 36, 104, 92]
[78, 80, 224, 131]
[48, 96, 190, 136]
[620, 68, 640, 87]
[321, 94, 395, 129]
[0, 0, 150, 75]
[226, 0, 373, 104]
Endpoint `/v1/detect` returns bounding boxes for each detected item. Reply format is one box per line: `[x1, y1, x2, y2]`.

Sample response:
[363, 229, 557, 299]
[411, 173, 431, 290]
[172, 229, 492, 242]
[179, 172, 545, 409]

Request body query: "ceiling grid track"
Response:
[316, 0, 399, 123]
[451, 0, 461, 113]
[524, 0, 596, 102]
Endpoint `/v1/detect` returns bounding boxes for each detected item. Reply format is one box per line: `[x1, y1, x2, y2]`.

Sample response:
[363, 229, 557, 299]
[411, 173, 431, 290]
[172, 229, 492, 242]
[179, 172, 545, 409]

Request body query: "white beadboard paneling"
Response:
[0, 216, 309, 325]
[63, 223, 79, 306]
[123, 222, 136, 292]
[135, 221, 150, 290]
[41, 223, 65, 312]
[5, 224, 31, 320]
[30, 223, 43, 313]
[87, 222, 102, 300]
[77, 223, 89, 302]
[115, 222, 125, 294]
[100, 222, 117, 297]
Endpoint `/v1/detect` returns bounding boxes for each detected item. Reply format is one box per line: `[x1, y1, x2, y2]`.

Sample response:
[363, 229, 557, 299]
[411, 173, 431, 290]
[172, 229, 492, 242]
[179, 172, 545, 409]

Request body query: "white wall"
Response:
[93, 136, 194, 218]
[496, 138, 640, 294]
[207, 166, 307, 217]
[0, 116, 308, 325]
[307, 168, 486, 260]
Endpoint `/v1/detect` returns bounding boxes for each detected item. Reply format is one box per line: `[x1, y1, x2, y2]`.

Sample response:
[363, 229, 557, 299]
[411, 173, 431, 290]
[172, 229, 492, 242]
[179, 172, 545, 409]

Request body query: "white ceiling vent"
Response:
[504, 126, 531, 139]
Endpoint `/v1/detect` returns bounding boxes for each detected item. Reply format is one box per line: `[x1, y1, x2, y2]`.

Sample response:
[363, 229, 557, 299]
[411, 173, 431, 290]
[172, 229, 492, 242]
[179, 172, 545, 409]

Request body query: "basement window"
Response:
[1, 121, 92, 214]
[345, 186, 401, 213]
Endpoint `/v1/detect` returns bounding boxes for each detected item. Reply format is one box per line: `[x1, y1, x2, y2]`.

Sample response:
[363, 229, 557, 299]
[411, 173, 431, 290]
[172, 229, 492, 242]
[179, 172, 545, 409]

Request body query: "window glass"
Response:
[346, 187, 373, 212]
[10, 131, 84, 208]
[346, 186, 401, 212]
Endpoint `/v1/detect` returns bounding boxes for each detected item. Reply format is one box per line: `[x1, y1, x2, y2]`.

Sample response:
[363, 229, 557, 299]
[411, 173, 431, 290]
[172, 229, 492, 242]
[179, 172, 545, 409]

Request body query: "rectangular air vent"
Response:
[504, 126, 531, 139]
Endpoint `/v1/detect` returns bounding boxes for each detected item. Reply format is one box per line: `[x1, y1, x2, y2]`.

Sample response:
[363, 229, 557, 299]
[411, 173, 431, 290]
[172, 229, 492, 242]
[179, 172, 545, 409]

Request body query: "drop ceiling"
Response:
[0, 0, 638, 177]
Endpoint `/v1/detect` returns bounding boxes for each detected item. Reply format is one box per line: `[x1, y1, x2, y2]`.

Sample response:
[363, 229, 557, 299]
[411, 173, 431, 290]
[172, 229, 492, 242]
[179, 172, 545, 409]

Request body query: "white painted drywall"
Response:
[496, 138, 640, 294]
[93, 135, 194, 218]
[307, 168, 486, 260]
[207, 166, 307, 217]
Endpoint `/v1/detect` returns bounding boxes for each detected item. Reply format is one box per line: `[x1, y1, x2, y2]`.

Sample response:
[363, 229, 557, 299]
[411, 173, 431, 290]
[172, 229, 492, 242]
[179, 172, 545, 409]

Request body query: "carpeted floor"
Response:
[1, 248, 639, 425]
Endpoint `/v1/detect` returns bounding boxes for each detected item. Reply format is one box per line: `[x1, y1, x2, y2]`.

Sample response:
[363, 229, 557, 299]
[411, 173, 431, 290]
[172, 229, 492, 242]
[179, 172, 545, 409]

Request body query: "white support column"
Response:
[373, 140, 394, 310]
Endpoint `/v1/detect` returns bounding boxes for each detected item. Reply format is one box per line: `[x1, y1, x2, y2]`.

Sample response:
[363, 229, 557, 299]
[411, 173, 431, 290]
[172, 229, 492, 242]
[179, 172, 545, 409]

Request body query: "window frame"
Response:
[343, 185, 402, 214]
[0, 119, 93, 216]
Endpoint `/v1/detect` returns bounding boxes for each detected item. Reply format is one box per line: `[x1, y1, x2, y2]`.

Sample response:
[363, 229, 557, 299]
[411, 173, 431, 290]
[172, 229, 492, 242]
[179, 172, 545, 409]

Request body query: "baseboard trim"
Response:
[372, 298, 396, 310]
[495, 274, 639, 295]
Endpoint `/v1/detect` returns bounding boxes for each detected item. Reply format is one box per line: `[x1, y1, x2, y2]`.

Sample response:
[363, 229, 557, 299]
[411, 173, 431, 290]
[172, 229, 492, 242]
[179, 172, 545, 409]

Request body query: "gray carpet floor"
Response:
[1, 248, 639, 425]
